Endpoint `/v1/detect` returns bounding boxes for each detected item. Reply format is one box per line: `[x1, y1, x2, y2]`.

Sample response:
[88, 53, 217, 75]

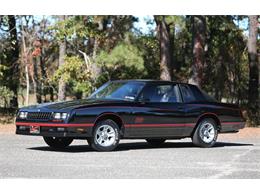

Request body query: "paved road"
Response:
[1, 133, 260, 178]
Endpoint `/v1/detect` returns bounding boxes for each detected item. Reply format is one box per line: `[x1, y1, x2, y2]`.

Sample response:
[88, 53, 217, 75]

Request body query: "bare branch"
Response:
[78, 49, 91, 69]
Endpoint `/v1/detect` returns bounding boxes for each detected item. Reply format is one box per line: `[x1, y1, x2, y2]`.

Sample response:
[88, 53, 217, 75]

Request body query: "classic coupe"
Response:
[16, 80, 245, 151]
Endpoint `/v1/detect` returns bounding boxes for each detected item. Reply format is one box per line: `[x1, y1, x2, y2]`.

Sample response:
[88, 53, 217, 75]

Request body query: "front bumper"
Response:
[15, 122, 93, 138]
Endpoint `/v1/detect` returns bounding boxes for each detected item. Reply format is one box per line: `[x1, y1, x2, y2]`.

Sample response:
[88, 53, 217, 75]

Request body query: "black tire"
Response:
[192, 118, 218, 148]
[86, 138, 92, 145]
[43, 137, 73, 149]
[90, 119, 120, 152]
[146, 138, 166, 146]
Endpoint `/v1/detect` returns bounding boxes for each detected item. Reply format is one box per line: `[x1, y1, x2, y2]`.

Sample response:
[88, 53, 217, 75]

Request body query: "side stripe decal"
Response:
[221, 122, 245, 125]
[16, 122, 93, 127]
[125, 123, 196, 128]
[16, 121, 244, 128]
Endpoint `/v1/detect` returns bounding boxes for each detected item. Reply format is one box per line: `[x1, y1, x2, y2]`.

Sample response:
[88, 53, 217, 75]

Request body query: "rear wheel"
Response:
[43, 137, 73, 149]
[146, 138, 166, 146]
[192, 118, 218, 148]
[90, 119, 120, 152]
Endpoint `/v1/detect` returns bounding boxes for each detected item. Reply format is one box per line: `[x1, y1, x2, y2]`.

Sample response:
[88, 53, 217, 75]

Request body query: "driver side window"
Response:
[139, 84, 181, 103]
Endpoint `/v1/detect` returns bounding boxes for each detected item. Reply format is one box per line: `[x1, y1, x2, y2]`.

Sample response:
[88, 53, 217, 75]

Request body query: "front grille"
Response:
[27, 112, 52, 120]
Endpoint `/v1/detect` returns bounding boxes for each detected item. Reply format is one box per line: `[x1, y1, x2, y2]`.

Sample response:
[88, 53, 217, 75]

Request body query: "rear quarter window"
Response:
[179, 84, 216, 103]
[200, 89, 217, 102]
[189, 85, 207, 101]
[179, 84, 197, 103]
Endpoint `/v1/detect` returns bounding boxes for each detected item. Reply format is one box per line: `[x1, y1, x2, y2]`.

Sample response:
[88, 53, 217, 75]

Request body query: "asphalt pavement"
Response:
[1, 132, 260, 178]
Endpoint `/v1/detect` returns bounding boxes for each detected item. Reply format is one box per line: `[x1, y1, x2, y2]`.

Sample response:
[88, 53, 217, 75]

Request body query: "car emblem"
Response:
[135, 117, 144, 123]
[31, 126, 38, 131]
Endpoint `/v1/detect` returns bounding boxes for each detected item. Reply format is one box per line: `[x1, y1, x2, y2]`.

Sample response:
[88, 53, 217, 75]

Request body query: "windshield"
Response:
[89, 81, 145, 101]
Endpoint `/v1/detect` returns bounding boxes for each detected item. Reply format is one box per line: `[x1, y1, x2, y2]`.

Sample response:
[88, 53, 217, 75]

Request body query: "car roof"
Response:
[110, 79, 197, 87]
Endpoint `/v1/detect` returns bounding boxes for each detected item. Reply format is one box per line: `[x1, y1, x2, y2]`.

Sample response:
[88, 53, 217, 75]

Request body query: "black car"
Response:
[16, 80, 245, 151]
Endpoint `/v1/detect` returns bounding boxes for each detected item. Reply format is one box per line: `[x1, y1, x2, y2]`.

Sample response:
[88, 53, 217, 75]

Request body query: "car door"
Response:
[178, 84, 205, 135]
[126, 83, 189, 138]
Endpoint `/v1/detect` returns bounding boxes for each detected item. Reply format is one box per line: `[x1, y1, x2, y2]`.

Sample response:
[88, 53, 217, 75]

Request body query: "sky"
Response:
[134, 15, 156, 34]
[33, 15, 156, 34]
[134, 15, 252, 36]
[0, 15, 253, 38]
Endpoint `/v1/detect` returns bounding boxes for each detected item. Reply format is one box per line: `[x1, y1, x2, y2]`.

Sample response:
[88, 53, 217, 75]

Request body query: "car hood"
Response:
[21, 99, 129, 112]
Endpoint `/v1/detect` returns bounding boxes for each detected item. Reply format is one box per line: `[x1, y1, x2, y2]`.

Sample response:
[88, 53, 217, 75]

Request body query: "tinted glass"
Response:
[189, 85, 206, 101]
[179, 84, 196, 103]
[180, 84, 217, 103]
[139, 84, 181, 103]
[200, 89, 217, 102]
[90, 81, 145, 101]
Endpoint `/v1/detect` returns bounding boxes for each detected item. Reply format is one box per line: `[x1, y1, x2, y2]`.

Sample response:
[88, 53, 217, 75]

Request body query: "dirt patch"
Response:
[1, 124, 260, 139]
[219, 127, 260, 139]
[0, 124, 16, 134]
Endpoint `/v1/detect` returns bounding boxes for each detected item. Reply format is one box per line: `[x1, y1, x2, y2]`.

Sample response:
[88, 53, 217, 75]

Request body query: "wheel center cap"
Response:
[100, 132, 108, 140]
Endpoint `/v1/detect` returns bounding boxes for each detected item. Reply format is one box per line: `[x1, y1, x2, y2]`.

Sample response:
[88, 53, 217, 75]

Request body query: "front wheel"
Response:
[90, 119, 120, 152]
[192, 118, 218, 148]
[43, 137, 73, 149]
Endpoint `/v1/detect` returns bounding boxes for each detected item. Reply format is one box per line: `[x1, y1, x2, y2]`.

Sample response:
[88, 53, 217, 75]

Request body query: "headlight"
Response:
[53, 112, 68, 120]
[61, 113, 68, 119]
[18, 111, 28, 119]
[53, 113, 61, 119]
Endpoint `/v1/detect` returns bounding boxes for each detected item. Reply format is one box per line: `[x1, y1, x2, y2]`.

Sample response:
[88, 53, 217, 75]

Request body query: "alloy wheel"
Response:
[95, 124, 116, 147]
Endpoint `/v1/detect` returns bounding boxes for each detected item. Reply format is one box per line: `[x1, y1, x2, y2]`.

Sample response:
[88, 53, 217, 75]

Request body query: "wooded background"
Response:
[0, 15, 259, 125]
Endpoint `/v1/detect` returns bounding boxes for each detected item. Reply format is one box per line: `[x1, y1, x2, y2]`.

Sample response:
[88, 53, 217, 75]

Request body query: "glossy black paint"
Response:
[16, 80, 245, 139]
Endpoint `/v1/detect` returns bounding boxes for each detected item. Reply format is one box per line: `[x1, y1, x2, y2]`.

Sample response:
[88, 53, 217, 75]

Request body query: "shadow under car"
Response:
[27, 141, 254, 153]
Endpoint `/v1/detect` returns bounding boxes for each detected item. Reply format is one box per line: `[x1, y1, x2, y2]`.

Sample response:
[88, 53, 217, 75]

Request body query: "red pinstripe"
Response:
[125, 123, 196, 128]
[16, 122, 93, 127]
[221, 122, 245, 125]
[16, 121, 244, 128]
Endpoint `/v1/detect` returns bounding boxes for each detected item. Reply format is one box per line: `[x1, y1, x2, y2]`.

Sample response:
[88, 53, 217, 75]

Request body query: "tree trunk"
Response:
[20, 17, 30, 107]
[248, 15, 259, 125]
[154, 16, 172, 81]
[40, 46, 47, 102]
[189, 16, 206, 87]
[33, 57, 42, 103]
[25, 62, 30, 106]
[86, 17, 104, 81]
[91, 38, 101, 80]
[21, 39, 29, 107]
[57, 15, 67, 101]
[7, 15, 19, 108]
[259, 53, 260, 89]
